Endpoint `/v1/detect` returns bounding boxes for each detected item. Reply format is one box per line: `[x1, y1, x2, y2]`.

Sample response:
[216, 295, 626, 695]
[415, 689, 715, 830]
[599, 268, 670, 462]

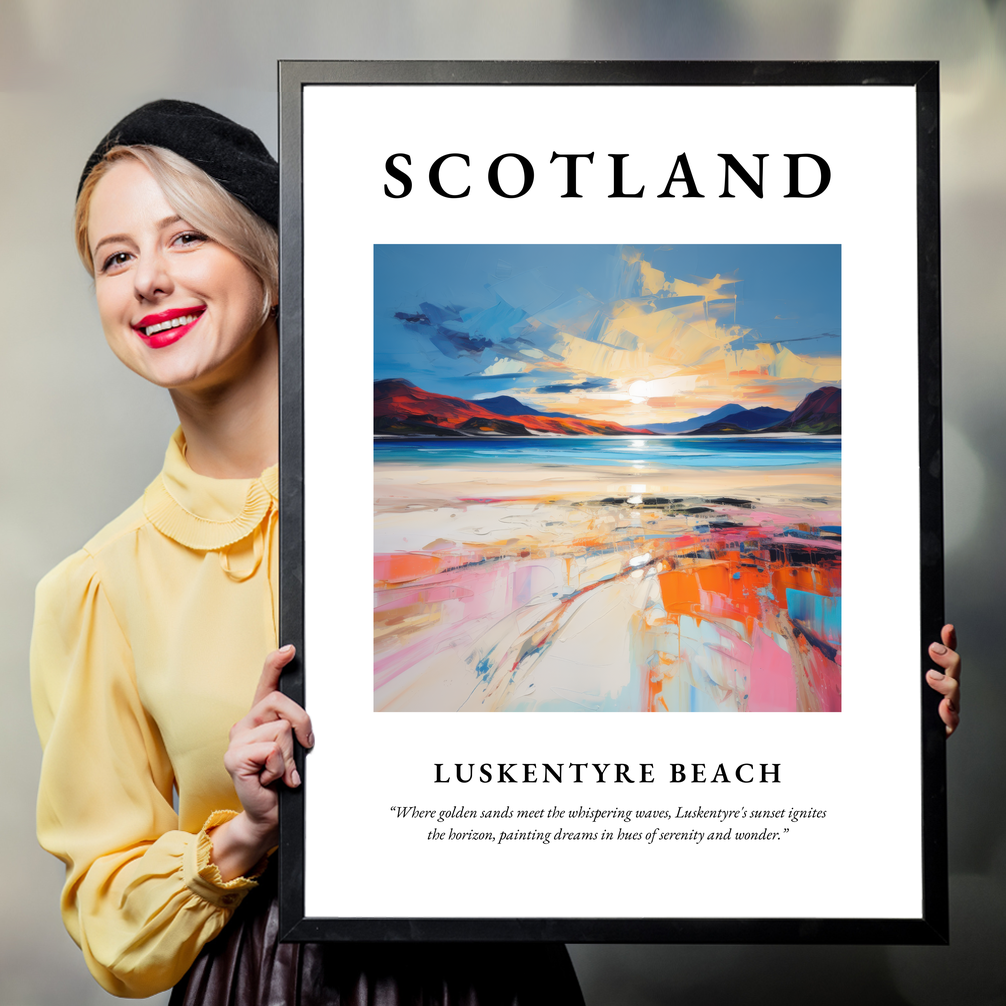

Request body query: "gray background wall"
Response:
[1, 2, 1002, 1003]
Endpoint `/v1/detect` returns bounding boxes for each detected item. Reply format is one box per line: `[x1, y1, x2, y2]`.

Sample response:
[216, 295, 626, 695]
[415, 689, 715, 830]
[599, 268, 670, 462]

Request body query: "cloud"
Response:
[393, 311, 431, 325]
[429, 330, 493, 360]
[390, 249, 839, 423]
[725, 343, 841, 384]
[481, 357, 531, 376]
[534, 378, 613, 393]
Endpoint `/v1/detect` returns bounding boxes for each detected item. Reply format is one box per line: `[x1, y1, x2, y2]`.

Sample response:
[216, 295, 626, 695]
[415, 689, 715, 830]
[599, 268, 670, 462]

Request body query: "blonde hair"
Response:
[75, 145, 278, 323]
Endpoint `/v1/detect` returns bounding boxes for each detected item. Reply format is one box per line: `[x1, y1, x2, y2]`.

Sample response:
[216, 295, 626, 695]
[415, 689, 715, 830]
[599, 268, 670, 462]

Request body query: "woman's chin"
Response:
[109, 323, 272, 395]
[122, 353, 219, 392]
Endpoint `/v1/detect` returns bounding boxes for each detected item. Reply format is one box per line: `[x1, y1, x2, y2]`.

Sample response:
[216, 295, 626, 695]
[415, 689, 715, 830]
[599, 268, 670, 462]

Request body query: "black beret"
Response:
[78, 99, 278, 228]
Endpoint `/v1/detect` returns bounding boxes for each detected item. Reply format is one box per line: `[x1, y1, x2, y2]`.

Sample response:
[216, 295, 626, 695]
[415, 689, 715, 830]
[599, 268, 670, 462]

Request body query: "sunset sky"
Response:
[374, 244, 840, 425]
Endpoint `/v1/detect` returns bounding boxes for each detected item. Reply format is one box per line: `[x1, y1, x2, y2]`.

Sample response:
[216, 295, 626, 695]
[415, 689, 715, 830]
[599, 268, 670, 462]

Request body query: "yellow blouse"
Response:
[31, 429, 279, 998]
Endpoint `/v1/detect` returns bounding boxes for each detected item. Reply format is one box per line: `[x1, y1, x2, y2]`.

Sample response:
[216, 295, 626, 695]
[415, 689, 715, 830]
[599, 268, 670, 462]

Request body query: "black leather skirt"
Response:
[169, 869, 585, 1006]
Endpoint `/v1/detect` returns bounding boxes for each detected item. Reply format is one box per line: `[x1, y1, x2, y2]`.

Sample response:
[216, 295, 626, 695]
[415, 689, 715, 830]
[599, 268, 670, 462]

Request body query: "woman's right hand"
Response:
[926, 624, 961, 737]
[209, 645, 314, 881]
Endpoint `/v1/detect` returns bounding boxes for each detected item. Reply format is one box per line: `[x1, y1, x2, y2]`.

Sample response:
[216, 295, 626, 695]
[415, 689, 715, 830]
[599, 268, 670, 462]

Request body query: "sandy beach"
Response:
[375, 450, 841, 713]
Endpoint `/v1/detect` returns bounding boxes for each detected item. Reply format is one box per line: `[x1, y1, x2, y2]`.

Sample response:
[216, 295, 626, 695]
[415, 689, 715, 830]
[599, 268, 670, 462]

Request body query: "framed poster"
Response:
[277, 61, 946, 943]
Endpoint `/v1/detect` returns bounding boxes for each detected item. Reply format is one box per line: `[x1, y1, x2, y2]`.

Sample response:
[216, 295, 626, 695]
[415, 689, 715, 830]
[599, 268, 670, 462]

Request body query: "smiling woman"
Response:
[87, 158, 269, 376]
[30, 100, 584, 1004]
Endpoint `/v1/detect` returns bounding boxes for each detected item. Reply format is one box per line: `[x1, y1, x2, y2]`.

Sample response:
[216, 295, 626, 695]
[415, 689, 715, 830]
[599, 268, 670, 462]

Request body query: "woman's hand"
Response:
[209, 645, 314, 881]
[926, 624, 960, 737]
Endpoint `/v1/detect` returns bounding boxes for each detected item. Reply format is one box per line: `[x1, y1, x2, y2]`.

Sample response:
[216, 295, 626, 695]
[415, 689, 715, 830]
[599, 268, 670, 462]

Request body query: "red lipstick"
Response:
[132, 306, 205, 349]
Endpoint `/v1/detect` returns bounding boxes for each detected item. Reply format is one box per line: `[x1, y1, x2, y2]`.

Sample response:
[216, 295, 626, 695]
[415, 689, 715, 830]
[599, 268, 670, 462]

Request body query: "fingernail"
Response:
[931, 643, 947, 654]
[306, 732, 315, 748]
[928, 670, 944, 679]
[280, 644, 295, 654]
[292, 768, 301, 787]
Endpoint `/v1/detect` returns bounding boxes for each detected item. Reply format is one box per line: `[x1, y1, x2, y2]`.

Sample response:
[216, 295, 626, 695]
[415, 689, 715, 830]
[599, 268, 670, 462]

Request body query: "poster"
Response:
[372, 242, 841, 715]
[278, 62, 945, 942]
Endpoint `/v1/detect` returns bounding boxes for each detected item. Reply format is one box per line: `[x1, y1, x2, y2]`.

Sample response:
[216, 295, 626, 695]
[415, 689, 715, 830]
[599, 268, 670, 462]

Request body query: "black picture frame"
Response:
[277, 60, 945, 944]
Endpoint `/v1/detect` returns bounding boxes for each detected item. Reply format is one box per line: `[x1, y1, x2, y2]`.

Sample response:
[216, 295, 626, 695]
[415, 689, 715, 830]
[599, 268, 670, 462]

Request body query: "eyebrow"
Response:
[91, 215, 185, 258]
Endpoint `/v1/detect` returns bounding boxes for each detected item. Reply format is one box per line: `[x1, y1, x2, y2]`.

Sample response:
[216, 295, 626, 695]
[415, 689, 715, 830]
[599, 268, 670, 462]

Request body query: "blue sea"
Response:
[374, 436, 841, 471]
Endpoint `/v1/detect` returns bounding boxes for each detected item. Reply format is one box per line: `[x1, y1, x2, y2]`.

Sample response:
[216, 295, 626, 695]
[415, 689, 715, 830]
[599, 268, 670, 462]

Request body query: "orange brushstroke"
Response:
[658, 569, 702, 613]
[374, 552, 442, 585]
[570, 534, 610, 549]
[696, 560, 769, 629]
[771, 564, 840, 606]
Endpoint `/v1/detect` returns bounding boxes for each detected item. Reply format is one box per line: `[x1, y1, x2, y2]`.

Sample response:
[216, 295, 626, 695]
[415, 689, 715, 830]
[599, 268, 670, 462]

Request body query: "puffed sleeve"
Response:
[31, 549, 262, 998]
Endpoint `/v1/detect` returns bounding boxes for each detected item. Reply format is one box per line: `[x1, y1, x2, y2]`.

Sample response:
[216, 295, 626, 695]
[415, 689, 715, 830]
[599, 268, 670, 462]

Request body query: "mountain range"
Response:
[764, 385, 841, 434]
[681, 387, 841, 435]
[374, 379, 841, 437]
[374, 380, 658, 437]
[647, 403, 791, 434]
[468, 395, 578, 419]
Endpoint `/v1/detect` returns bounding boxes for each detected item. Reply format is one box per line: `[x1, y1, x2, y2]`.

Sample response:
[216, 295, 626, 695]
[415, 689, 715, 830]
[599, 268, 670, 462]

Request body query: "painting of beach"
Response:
[374, 245, 841, 713]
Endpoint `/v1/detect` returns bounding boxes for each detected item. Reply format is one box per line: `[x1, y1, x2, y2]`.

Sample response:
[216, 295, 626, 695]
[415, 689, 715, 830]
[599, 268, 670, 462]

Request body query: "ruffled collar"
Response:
[143, 428, 278, 551]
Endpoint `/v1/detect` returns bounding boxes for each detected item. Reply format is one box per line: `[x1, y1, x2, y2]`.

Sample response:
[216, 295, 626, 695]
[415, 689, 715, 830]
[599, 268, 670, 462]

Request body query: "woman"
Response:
[31, 100, 586, 1003]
